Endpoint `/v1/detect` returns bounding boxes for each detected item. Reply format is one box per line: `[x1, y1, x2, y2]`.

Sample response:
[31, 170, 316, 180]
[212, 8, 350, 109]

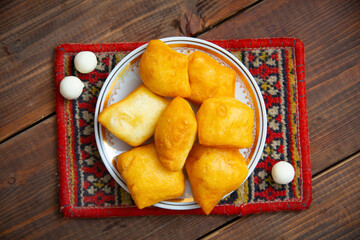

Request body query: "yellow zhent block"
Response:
[187, 51, 236, 105]
[197, 97, 254, 149]
[139, 39, 191, 98]
[98, 84, 170, 146]
[185, 144, 248, 215]
[155, 97, 197, 172]
[117, 144, 185, 209]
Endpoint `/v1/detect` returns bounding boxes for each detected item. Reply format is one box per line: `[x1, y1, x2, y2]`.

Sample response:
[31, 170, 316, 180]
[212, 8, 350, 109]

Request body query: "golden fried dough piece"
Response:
[187, 51, 236, 105]
[117, 144, 185, 209]
[185, 144, 249, 215]
[139, 40, 190, 97]
[155, 97, 197, 171]
[98, 84, 170, 147]
[197, 97, 254, 148]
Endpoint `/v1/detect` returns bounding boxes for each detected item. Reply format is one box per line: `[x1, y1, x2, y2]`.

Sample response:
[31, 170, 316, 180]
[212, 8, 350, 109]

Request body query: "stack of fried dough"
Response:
[98, 40, 254, 215]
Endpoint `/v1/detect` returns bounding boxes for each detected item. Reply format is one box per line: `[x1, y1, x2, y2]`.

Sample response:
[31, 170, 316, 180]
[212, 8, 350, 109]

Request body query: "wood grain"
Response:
[1, 0, 359, 239]
[201, 0, 360, 175]
[202, 153, 360, 240]
[0, 117, 235, 239]
[0, 0, 258, 142]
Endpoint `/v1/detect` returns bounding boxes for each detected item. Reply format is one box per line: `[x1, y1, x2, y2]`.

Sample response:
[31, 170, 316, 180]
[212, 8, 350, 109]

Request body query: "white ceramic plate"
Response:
[94, 37, 267, 210]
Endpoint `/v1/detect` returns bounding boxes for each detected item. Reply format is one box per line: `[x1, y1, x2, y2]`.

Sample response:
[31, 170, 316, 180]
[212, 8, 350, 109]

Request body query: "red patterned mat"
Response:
[55, 38, 311, 217]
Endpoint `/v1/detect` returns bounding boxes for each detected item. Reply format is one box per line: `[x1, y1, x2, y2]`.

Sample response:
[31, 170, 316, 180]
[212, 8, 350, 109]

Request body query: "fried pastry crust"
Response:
[187, 51, 236, 105]
[139, 40, 190, 97]
[155, 97, 197, 171]
[98, 84, 170, 146]
[197, 97, 254, 148]
[117, 144, 185, 209]
[185, 144, 249, 215]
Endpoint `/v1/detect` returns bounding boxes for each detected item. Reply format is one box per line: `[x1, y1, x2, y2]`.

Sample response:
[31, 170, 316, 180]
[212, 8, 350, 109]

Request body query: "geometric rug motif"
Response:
[55, 38, 311, 217]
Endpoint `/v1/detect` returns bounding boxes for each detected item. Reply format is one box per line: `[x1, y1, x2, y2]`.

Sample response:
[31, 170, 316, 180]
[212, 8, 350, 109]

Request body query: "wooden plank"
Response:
[201, 0, 360, 175]
[202, 153, 360, 240]
[1, 0, 359, 239]
[0, 0, 258, 142]
[0, 116, 234, 239]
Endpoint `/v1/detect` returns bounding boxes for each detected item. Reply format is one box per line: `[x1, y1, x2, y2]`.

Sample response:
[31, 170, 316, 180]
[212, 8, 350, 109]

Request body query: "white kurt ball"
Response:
[74, 51, 97, 74]
[271, 161, 295, 184]
[60, 76, 84, 100]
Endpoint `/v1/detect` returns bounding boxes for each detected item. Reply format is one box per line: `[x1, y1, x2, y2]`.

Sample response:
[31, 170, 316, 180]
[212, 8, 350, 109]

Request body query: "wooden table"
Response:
[1, 0, 359, 239]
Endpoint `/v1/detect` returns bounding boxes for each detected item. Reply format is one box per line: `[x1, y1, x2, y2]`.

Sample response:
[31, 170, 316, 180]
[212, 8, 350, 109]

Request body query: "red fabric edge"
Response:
[55, 38, 312, 217]
[55, 45, 68, 217]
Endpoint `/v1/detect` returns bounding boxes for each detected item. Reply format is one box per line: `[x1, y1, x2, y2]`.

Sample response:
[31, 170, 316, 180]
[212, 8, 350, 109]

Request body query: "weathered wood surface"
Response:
[0, 0, 257, 142]
[201, 0, 360, 175]
[202, 154, 360, 240]
[0, 0, 359, 239]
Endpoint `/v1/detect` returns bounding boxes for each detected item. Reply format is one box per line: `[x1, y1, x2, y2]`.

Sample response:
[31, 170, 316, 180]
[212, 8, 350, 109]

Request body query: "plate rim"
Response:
[94, 36, 267, 210]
